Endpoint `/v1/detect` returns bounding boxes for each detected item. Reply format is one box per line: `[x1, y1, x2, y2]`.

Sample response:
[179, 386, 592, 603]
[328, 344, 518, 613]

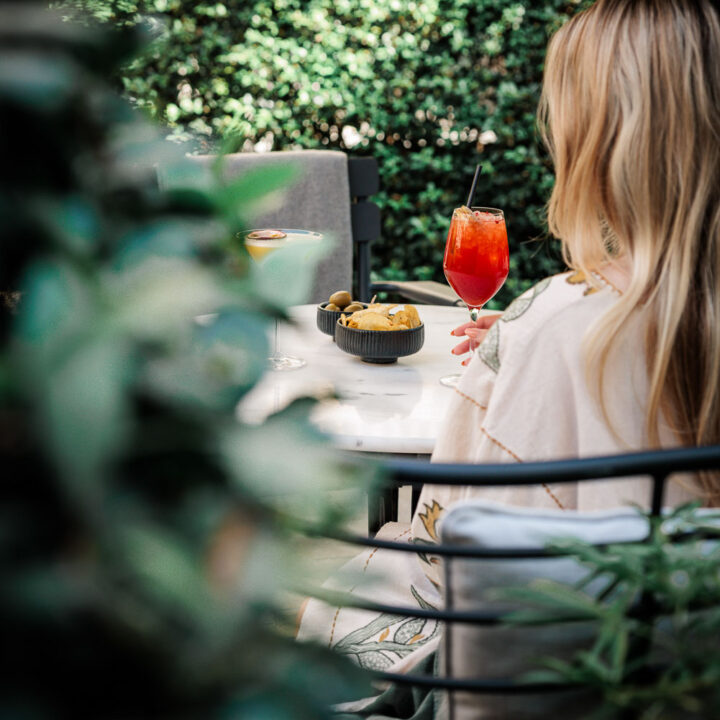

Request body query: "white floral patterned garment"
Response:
[297, 269, 700, 680]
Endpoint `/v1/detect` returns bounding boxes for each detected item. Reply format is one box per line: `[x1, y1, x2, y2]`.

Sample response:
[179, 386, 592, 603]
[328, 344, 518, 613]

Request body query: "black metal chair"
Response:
[305, 445, 720, 720]
[349, 156, 462, 306]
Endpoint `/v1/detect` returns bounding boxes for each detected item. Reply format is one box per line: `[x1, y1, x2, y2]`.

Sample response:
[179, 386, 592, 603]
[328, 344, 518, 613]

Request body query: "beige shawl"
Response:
[412, 269, 697, 557]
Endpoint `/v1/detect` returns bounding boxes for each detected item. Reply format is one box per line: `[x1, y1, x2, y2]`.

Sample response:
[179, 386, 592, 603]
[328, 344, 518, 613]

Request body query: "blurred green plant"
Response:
[54, 0, 593, 309]
[504, 504, 720, 719]
[1, 3, 373, 717]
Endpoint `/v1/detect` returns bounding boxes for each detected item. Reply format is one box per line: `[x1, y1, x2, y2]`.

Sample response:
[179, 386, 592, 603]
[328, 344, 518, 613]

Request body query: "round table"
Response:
[237, 303, 479, 456]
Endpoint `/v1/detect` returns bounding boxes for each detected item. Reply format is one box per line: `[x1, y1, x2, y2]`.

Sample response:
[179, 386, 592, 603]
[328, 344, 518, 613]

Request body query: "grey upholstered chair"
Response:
[159, 149, 461, 306]
[167, 150, 353, 304]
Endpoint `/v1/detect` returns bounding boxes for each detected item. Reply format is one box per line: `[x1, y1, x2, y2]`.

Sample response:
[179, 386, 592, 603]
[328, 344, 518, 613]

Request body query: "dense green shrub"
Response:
[62, 0, 593, 308]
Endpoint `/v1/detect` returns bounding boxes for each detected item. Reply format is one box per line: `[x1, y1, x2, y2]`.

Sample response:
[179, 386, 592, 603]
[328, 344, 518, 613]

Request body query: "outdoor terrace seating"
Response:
[303, 445, 720, 719]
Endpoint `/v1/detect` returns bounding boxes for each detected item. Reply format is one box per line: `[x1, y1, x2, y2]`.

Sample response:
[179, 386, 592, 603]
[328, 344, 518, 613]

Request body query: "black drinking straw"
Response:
[466, 163, 483, 208]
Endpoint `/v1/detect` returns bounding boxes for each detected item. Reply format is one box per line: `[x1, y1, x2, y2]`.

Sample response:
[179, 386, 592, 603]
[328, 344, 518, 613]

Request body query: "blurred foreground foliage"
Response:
[1, 4, 373, 717]
[56, 0, 593, 308]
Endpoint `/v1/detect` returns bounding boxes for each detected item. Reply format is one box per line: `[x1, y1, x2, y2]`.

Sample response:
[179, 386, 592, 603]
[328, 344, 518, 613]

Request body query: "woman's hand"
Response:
[451, 314, 501, 366]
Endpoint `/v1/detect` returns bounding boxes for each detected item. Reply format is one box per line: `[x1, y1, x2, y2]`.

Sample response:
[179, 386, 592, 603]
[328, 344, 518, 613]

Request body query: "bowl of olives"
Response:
[317, 290, 367, 339]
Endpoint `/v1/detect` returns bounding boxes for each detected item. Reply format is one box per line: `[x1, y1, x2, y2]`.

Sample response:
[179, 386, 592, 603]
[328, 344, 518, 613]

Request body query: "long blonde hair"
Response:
[539, 0, 720, 500]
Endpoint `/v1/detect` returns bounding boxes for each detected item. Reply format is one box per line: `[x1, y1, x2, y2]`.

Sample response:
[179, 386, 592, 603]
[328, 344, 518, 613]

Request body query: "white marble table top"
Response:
[237, 304, 484, 455]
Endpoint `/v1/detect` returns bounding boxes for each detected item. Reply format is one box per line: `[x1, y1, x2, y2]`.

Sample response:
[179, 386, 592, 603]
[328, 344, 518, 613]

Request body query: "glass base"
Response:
[439, 373, 461, 388]
[268, 354, 306, 371]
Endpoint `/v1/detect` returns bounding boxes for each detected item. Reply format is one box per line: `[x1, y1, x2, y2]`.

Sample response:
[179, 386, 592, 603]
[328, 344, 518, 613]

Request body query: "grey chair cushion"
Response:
[161, 150, 353, 304]
[438, 501, 651, 720]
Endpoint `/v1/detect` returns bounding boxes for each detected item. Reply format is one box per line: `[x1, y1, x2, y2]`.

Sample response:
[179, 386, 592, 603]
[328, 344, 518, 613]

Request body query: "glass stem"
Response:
[273, 318, 279, 357]
[469, 307, 480, 323]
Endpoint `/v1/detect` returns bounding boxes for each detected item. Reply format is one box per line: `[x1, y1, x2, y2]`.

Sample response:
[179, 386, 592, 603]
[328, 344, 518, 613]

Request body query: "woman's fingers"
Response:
[451, 328, 489, 356]
[450, 321, 476, 337]
[476, 313, 502, 329]
[450, 313, 502, 337]
[451, 313, 502, 363]
[451, 338, 472, 355]
[464, 328, 488, 351]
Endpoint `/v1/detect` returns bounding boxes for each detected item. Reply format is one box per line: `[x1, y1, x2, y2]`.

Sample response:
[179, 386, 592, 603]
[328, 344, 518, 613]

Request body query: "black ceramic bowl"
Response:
[316, 302, 368, 339]
[334, 321, 425, 364]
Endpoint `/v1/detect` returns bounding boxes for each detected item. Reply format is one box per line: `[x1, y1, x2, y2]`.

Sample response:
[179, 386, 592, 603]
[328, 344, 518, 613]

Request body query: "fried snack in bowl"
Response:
[391, 305, 421, 330]
[335, 303, 424, 363]
[344, 304, 394, 322]
[351, 313, 394, 331]
[342, 303, 419, 330]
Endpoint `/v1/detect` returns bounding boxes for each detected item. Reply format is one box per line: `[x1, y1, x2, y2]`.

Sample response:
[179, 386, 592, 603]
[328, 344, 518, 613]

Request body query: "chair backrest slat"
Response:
[348, 157, 381, 301]
[348, 156, 380, 197]
[351, 201, 381, 244]
[382, 444, 720, 484]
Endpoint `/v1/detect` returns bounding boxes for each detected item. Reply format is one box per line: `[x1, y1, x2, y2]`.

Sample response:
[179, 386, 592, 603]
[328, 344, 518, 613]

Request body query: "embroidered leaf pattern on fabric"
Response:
[411, 537, 436, 566]
[357, 651, 393, 671]
[410, 585, 438, 611]
[415, 500, 444, 566]
[394, 617, 425, 644]
[566, 269, 599, 295]
[333, 613, 400, 651]
[477, 319, 501, 373]
[501, 276, 552, 322]
[417, 500, 443, 541]
[478, 276, 552, 373]
[332, 586, 440, 667]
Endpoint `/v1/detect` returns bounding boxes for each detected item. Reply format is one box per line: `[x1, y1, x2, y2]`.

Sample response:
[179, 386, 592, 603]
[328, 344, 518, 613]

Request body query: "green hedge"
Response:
[66, 0, 593, 308]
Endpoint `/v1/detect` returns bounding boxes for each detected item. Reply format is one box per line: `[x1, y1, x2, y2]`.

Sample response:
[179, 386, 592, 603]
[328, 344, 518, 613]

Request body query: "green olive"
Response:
[344, 302, 364, 312]
[324, 303, 341, 311]
[328, 290, 352, 309]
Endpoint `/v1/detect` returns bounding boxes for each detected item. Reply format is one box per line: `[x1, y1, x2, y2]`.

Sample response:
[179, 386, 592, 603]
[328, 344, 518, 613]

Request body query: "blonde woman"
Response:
[299, 0, 720, 690]
[413, 0, 720, 549]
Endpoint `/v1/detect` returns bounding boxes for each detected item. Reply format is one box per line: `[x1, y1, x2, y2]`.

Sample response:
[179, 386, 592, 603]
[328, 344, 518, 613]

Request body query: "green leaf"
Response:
[113, 523, 213, 617]
[214, 163, 299, 218]
[502, 580, 607, 621]
[248, 232, 333, 307]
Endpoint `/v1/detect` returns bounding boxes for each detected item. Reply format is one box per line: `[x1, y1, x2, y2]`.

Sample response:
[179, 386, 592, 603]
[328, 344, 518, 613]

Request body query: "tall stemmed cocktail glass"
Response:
[244, 228, 322, 371]
[439, 206, 509, 387]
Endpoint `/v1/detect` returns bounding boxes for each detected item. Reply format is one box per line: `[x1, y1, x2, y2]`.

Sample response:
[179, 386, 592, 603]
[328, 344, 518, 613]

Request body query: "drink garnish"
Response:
[246, 229, 287, 240]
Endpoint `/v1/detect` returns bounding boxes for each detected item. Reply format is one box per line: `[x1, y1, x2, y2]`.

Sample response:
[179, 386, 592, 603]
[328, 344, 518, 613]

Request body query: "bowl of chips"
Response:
[335, 303, 425, 363]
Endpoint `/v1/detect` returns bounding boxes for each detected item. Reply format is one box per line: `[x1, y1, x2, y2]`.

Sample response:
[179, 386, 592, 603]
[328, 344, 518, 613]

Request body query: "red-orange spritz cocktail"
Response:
[440, 206, 509, 387]
[443, 206, 509, 318]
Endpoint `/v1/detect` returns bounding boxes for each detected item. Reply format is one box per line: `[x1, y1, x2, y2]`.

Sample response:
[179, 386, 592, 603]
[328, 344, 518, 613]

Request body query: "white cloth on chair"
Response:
[296, 521, 442, 695]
